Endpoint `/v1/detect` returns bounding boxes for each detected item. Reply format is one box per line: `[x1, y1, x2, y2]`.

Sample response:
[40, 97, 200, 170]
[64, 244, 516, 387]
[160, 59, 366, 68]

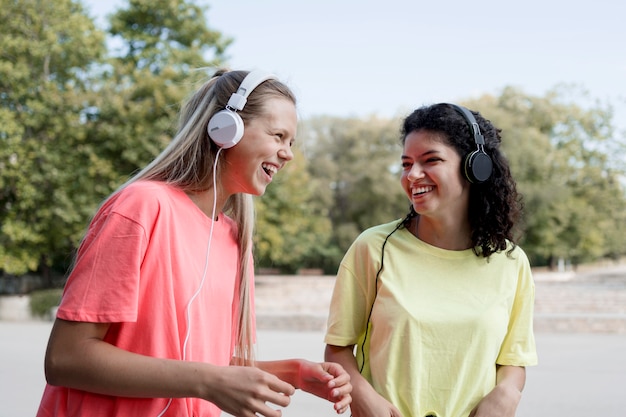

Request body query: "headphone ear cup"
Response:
[207, 109, 244, 149]
[464, 150, 493, 183]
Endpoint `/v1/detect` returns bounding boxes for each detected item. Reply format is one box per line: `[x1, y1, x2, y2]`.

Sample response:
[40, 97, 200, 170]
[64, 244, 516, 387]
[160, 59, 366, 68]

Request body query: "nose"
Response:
[407, 163, 425, 181]
[278, 144, 294, 161]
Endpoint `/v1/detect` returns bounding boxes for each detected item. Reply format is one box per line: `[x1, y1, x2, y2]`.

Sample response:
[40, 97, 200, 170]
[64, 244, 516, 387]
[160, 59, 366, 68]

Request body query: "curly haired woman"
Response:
[324, 103, 537, 417]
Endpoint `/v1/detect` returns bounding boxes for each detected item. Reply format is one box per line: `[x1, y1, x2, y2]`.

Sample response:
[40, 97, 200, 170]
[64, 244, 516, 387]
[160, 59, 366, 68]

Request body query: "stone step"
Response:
[3, 265, 624, 334]
[255, 263, 626, 334]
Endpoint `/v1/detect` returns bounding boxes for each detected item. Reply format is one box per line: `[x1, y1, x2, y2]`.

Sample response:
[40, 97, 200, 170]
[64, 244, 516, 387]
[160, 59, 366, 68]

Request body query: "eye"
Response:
[276, 132, 295, 147]
[401, 161, 412, 170]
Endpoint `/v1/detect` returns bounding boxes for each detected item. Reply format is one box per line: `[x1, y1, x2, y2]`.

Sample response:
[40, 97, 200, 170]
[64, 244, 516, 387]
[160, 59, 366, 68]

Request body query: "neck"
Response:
[411, 215, 473, 251]
[186, 188, 226, 220]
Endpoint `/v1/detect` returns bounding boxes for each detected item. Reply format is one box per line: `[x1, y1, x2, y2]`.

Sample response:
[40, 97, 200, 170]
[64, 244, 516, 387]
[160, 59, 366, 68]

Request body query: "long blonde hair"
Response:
[107, 69, 296, 365]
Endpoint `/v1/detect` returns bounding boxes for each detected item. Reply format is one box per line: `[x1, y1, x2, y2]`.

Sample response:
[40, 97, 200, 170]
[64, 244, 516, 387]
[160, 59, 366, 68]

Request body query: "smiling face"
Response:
[400, 130, 470, 221]
[220, 96, 297, 197]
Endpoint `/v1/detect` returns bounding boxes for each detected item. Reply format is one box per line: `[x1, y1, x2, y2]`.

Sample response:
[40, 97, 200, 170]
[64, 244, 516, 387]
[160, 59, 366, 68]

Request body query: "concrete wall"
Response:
[0, 295, 34, 321]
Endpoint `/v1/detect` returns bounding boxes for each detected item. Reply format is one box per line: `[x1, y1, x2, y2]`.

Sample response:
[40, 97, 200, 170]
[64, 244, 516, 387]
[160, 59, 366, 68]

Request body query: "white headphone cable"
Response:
[157, 147, 223, 416]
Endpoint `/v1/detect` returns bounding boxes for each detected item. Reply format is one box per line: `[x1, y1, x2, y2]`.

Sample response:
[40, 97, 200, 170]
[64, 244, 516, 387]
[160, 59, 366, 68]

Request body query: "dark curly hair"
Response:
[400, 103, 522, 258]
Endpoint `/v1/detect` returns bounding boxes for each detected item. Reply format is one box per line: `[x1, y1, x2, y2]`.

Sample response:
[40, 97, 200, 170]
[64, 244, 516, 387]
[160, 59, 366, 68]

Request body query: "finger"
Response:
[263, 377, 294, 408]
[251, 392, 291, 417]
[322, 362, 346, 378]
[328, 386, 344, 400]
[307, 363, 334, 382]
[264, 391, 291, 408]
[328, 372, 351, 388]
[268, 378, 296, 397]
[254, 403, 283, 417]
[332, 393, 352, 411]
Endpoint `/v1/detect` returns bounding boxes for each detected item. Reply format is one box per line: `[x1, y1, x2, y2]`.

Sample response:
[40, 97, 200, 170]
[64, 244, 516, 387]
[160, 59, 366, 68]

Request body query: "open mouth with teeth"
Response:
[412, 185, 434, 196]
[262, 163, 278, 178]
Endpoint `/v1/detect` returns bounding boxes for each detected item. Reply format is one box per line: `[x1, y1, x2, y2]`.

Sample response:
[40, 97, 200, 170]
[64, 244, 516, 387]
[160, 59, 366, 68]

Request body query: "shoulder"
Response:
[504, 242, 531, 266]
[102, 181, 188, 223]
[359, 219, 404, 239]
[113, 181, 183, 207]
[348, 219, 404, 252]
[118, 180, 178, 200]
[490, 242, 533, 280]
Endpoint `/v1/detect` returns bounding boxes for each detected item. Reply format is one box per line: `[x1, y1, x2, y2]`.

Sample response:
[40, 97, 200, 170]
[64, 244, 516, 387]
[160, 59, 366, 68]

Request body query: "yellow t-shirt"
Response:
[325, 220, 538, 417]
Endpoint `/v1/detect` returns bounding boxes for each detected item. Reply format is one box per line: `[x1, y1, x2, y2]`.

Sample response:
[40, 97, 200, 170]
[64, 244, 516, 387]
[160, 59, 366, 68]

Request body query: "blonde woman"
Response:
[38, 69, 351, 417]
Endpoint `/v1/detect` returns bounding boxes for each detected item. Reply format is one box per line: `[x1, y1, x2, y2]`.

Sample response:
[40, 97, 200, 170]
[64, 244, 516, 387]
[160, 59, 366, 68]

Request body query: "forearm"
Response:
[256, 359, 302, 388]
[496, 365, 526, 392]
[324, 345, 373, 396]
[44, 319, 218, 399]
[325, 345, 399, 417]
[324, 345, 357, 375]
[48, 338, 220, 399]
[469, 366, 526, 417]
[45, 319, 298, 417]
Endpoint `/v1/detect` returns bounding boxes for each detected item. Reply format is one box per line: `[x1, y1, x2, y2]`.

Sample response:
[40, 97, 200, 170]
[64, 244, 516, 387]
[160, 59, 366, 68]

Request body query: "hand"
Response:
[468, 383, 521, 417]
[295, 360, 353, 414]
[203, 365, 295, 417]
[348, 379, 403, 417]
[350, 399, 403, 417]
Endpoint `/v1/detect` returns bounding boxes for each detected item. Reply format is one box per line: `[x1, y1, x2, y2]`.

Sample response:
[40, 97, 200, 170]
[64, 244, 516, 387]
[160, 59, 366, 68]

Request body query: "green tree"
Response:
[464, 86, 626, 267]
[1, 0, 232, 282]
[0, 0, 106, 280]
[83, 0, 232, 188]
[299, 115, 407, 254]
[254, 148, 339, 273]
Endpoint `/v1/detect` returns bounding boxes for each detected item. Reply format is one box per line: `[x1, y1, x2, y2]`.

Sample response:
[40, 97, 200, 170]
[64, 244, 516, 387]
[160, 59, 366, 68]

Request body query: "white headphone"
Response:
[207, 69, 277, 149]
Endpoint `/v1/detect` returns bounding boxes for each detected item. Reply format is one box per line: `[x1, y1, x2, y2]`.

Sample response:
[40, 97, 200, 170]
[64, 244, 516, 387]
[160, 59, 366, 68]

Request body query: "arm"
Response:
[325, 344, 403, 417]
[468, 365, 526, 417]
[44, 318, 295, 417]
[256, 358, 352, 414]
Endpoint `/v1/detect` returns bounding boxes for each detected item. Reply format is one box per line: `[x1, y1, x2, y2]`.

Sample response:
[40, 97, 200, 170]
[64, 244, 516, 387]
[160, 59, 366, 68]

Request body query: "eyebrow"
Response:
[401, 149, 442, 159]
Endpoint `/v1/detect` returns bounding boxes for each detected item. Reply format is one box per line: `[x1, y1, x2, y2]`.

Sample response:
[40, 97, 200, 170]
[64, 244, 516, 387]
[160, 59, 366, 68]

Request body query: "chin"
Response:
[251, 186, 266, 196]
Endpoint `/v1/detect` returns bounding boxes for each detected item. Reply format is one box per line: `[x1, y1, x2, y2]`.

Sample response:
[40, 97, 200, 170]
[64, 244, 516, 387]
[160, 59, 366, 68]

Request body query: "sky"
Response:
[83, 0, 625, 130]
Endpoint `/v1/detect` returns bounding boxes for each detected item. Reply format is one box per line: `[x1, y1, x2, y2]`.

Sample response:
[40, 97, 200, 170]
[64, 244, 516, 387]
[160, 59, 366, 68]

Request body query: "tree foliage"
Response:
[254, 148, 339, 273]
[298, 115, 408, 253]
[463, 86, 626, 266]
[0, 0, 229, 280]
[0, 0, 106, 279]
[1, 1, 625, 283]
[84, 0, 231, 184]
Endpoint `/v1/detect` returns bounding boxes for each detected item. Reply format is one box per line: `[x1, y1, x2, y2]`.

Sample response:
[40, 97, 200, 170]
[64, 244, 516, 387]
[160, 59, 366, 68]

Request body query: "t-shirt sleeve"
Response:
[57, 211, 147, 323]
[497, 251, 538, 366]
[325, 235, 378, 347]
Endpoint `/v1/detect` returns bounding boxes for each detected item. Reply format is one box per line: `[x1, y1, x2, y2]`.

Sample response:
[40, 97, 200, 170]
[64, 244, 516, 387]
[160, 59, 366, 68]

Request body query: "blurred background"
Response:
[1, 1, 625, 415]
[1, 0, 625, 293]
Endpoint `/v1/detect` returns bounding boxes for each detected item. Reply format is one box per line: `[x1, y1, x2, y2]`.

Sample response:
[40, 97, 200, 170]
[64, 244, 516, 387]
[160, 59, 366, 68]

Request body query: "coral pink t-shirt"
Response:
[37, 180, 254, 417]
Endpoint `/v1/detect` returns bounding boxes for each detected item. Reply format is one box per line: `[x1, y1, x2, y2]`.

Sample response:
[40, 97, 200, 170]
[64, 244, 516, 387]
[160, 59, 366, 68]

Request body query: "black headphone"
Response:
[207, 69, 277, 149]
[447, 104, 493, 183]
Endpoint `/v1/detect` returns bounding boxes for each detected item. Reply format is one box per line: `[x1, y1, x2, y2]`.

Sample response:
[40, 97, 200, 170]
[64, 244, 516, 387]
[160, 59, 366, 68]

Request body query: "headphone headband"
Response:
[208, 69, 277, 148]
[447, 103, 485, 146]
[445, 103, 493, 183]
[226, 69, 277, 111]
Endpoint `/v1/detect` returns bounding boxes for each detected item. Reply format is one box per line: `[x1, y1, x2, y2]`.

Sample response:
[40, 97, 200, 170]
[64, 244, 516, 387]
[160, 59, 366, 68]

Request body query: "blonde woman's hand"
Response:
[202, 365, 295, 417]
[295, 360, 353, 413]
